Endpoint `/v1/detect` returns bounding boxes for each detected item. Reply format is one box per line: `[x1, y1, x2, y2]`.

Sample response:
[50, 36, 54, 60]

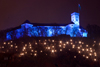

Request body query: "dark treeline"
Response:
[86, 24, 100, 39]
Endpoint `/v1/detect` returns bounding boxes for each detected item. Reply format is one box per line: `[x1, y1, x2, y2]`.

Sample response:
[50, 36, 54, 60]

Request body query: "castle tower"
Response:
[71, 12, 80, 26]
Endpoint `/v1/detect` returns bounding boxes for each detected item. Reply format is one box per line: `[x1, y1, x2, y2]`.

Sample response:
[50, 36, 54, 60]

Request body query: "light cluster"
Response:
[0, 39, 100, 62]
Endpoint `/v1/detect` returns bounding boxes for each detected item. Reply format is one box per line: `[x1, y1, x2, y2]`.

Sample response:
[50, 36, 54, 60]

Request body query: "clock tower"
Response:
[71, 12, 80, 26]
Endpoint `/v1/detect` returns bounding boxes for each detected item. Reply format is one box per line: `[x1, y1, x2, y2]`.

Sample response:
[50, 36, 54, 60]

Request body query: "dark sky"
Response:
[0, 0, 100, 30]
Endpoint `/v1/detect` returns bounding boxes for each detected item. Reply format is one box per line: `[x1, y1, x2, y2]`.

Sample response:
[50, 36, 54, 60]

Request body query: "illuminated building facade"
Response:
[6, 12, 88, 40]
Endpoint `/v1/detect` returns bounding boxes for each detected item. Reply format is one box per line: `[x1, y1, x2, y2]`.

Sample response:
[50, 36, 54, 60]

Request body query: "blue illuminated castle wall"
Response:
[6, 12, 88, 40]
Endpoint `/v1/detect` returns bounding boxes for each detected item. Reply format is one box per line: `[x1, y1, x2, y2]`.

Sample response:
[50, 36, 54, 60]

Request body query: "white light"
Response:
[86, 48, 89, 51]
[2, 46, 4, 48]
[79, 41, 81, 44]
[99, 43, 100, 45]
[63, 44, 66, 46]
[20, 53, 24, 56]
[78, 51, 81, 53]
[70, 39, 72, 42]
[40, 50, 42, 52]
[82, 42, 84, 44]
[60, 49, 62, 51]
[31, 50, 33, 52]
[44, 42, 46, 45]
[52, 40, 54, 42]
[74, 56, 76, 58]
[35, 42, 37, 45]
[66, 41, 69, 44]
[3, 42, 6, 45]
[59, 45, 61, 47]
[82, 48, 84, 51]
[35, 50, 37, 52]
[94, 58, 97, 61]
[52, 50, 54, 53]
[52, 46, 54, 48]
[55, 50, 57, 52]
[34, 53, 37, 56]
[83, 55, 85, 57]
[72, 45, 75, 48]
[25, 52, 27, 54]
[48, 47, 50, 49]
[59, 41, 62, 43]
[94, 41, 96, 43]
[15, 46, 18, 48]
[86, 56, 89, 59]
[89, 53, 92, 56]
[11, 45, 13, 47]
[86, 45, 88, 47]
[25, 44, 27, 46]
[78, 47, 80, 49]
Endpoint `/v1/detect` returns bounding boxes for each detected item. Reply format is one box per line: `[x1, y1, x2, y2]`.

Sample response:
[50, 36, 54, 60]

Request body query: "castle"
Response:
[6, 12, 87, 40]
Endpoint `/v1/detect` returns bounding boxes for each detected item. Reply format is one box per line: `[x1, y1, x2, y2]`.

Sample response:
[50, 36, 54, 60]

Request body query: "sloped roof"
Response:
[22, 20, 74, 26]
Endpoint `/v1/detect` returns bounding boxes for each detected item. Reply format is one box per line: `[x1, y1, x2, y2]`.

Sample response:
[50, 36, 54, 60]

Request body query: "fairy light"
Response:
[55, 50, 57, 52]
[10, 41, 13, 43]
[34, 53, 37, 56]
[44, 42, 46, 45]
[93, 44, 95, 47]
[30, 46, 32, 49]
[78, 51, 81, 53]
[59, 41, 62, 43]
[35, 50, 37, 53]
[83, 55, 85, 57]
[3, 42, 6, 45]
[94, 41, 96, 43]
[60, 49, 62, 51]
[11, 45, 13, 47]
[82, 42, 84, 44]
[70, 42, 73, 45]
[25, 44, 27, 46]
[35, 42, 37, 45]
[25, 52, 27, 54]
[63, 46, 65, 48]
[80, 45, 82, 47]
[72, 45, 75, 48]
[8, 42, 10, 44]
[52, 40, 54, 42]
[51, 50, 54, 53]
[66, 41, 69, 44]
[78, 46, 80, 49]
[52, 46, 54, 48]
[2, 46, 4, 48]
[59, 45, 61, 47]
[70, 39, 72, 42]
[94, 58, 97, 61]
[86, 56, 89, 59]
[48, 47, 50, 50]
[15, 46, 18, 48]
[30, 53, 32, 55]
[82, 48, 84, 51]
[29, 44, 31, 46]
[86, 45, 88, 47]
[90, 50, 93, 52]
[86, 48, 89, 51]
[40, 50, 42, 52]
[89, 53, 92, 56]
[20, 53, 24, 56]
[63, 44, 66, 46]
[79, 41, 81, 44]
[74, 56, 76, 58]
[31, 50, 33, 52]
[99, 43, 100, 45]
[45, 39, 47, 41]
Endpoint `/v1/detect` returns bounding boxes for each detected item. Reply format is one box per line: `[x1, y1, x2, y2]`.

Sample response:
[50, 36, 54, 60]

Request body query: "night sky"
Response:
[0, 0, 99, 30]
